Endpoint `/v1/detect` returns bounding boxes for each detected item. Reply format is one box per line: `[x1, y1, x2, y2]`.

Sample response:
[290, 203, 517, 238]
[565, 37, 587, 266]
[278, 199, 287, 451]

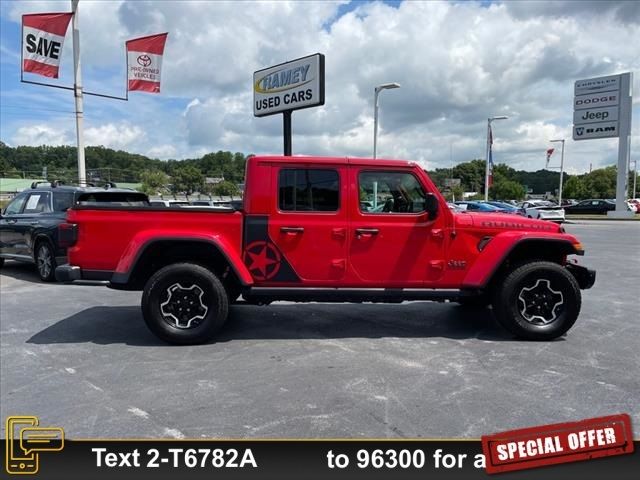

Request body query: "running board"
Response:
[243, 288, 475, 304]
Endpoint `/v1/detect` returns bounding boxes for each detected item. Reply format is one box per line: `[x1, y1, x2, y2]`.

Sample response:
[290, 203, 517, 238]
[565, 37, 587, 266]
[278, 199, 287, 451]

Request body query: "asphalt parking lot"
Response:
[1, 221, 638, 439]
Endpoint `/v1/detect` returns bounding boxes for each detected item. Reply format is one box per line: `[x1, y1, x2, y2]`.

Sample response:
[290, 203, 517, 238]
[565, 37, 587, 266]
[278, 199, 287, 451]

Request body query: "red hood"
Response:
[454, 212, 563, 234]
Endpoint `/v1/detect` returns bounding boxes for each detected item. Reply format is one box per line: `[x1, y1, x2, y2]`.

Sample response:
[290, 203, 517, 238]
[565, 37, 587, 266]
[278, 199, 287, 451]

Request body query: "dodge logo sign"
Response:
[137, 54, 152, 67]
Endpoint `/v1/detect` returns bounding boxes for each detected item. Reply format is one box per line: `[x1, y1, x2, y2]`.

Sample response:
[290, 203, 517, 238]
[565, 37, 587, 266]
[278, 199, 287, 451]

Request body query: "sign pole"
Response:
[484, 118, 490, 202]
[71, 0, 86, 186]
[612, 72, 632, 215]
[558, 139, 565, 205]
[283, 111, 292, 156]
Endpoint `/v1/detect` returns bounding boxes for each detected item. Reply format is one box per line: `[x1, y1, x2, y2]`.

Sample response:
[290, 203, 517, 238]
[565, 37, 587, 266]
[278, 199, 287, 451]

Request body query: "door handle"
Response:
[30, 221, 40, 225]
[6, 219, 17, 224]
[280, 226, 304, 234]
[355, 228, 379, 237]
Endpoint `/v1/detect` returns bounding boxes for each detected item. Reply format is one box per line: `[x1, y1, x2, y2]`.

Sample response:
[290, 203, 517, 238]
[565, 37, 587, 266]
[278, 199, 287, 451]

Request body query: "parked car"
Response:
[0, 181, 149, 281]
[454, 201, 507, 213]
[149, 200, 190, 207]
[564, 199, 616, 215]
[519, 200, 565, 223]
[484, 201, 524, 215]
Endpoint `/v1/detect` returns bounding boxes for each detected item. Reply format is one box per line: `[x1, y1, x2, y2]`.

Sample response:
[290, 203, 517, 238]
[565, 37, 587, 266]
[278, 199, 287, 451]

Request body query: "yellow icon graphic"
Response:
[6, 416, 64, 475]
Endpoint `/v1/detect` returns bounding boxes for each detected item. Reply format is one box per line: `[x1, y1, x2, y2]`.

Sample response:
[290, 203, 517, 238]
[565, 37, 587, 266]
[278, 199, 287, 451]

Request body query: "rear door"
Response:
[262, 165, 348, 284]
[0, 192, 28, 257]
[348, 167, 446, 286]
[16, 191, 52, 256]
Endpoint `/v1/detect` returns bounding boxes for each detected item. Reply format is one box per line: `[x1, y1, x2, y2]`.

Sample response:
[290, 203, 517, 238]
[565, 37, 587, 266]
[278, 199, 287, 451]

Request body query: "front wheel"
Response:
[35, 241, 56, 282]
[492, 261, 581, 340]
[141, 263, 229, 345]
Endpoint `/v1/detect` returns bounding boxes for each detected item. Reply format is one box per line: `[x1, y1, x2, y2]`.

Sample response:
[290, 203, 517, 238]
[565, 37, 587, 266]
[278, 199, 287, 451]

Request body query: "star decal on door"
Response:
[244, 240, 282, 280]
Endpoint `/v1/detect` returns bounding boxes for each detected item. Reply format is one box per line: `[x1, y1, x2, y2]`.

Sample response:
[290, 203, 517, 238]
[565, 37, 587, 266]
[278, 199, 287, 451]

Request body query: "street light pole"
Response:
[550, 139, 565, 205]
[484, 115, 508, 201]
[373, 82, 400, 159]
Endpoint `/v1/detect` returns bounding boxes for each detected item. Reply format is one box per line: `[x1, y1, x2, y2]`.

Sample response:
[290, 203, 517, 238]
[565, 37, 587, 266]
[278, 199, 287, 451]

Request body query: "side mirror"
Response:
[425, 193, 439, 220]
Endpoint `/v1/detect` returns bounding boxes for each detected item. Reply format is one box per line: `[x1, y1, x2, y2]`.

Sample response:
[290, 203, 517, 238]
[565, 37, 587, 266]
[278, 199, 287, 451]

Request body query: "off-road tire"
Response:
[141, 263, 229, 345]
[492, 261, 581, 340]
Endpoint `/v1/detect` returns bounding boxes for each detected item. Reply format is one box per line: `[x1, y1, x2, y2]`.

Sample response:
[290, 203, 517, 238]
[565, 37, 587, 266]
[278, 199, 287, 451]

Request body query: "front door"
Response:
[348, 168, 446, 287]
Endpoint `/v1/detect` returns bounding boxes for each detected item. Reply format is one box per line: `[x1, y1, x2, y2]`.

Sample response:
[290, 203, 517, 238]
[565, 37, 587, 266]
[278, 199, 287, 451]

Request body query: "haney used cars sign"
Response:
[253, 53, 325, 117]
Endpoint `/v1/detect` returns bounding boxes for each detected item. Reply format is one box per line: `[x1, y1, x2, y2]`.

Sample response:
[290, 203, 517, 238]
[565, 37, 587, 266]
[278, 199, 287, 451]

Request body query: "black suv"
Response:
[0, 181, 149, 281]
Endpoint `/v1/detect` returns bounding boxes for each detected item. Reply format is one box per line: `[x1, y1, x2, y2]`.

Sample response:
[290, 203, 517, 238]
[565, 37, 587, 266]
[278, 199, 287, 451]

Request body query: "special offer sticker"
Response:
[481, 414, 634, 474]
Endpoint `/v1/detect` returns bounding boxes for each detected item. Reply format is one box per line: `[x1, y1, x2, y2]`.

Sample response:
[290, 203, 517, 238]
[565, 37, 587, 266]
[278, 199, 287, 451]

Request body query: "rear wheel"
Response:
[141, 263, 229, 345]
[492, 261, 581, 340]
[35, 241, 56, 282]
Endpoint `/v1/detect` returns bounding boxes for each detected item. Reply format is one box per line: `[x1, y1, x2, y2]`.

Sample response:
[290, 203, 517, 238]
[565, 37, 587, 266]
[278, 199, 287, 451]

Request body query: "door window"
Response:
[359, 171, 426, 214]
[53, 191, 76, 211]
[4, 193, 28, 215]
[23, 192, 52, 214]
[278, 169, 339, 212]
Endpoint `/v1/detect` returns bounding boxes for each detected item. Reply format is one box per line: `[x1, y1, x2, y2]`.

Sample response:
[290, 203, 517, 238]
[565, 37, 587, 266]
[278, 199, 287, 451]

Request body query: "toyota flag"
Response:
[22, 13, 73, 78]
[126, 33, 168, 93]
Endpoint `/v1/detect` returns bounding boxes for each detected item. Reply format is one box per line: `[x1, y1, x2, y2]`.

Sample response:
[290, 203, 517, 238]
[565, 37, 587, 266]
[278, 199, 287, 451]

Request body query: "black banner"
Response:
[2, 440, 638, 479]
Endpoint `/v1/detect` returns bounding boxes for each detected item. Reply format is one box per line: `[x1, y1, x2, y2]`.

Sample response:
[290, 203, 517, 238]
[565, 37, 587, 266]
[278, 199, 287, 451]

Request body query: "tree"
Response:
[489, 178, 526, 200]
[213, 180, 240, 197]
[562, 176, 588, 200]
[140, 170, 169, 196]
[170, 165, 204, 199]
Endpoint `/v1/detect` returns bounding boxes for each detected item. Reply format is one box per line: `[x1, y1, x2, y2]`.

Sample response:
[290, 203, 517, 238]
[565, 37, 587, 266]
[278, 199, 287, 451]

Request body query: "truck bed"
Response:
[66, 206, 243, 274]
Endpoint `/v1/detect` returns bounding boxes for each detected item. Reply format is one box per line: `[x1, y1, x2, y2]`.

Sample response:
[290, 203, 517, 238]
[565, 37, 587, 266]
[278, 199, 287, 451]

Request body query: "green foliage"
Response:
[0, 142, 247, 187]
[140, 170, 169, 196]
[212, 180, 240, 197]
[489, 178, 526, 200]
[170, 165, 204, 198]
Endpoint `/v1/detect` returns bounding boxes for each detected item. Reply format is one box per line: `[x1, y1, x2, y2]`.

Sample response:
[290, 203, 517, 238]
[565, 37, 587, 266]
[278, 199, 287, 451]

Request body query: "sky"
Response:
[1, 0, 639, 174]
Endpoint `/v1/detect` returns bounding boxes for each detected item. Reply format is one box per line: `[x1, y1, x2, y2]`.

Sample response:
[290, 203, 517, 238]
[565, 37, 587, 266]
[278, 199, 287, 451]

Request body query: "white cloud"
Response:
[84, 123, 146, 150]
[12, 124, 71, 146]
[3, 0, 639, 173]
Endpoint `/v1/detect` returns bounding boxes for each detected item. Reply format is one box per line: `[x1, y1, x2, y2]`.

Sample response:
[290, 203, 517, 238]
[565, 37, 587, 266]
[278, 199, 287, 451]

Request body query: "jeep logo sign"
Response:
[573, 106, 618, 125]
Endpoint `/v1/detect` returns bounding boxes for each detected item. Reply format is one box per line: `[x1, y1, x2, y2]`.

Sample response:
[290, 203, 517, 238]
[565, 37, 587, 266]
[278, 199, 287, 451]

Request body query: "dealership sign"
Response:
[253, 53, 325, 117]
[572, 73, 629, 141]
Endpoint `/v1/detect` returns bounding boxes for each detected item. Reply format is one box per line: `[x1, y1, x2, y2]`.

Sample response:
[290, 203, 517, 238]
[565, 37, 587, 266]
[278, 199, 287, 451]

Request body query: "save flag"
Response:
[22, 13, 73, 78]
[126, 33, 168, 93]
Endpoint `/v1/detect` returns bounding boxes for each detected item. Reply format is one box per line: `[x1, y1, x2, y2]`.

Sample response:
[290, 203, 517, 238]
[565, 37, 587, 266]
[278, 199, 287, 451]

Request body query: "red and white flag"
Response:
[126, 33, 168, 93]
[22, 13, 73, 78]
[546, 147, 555, 167]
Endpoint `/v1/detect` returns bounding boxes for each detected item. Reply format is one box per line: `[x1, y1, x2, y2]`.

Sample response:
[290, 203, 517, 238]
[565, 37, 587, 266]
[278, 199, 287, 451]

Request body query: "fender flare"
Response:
[111, 235, 253, 286]
[462, 235, 581, 289]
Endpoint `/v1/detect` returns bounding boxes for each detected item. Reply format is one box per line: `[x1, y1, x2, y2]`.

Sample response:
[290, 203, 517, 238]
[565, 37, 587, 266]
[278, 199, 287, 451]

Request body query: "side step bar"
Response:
[243, 288, 479, 304]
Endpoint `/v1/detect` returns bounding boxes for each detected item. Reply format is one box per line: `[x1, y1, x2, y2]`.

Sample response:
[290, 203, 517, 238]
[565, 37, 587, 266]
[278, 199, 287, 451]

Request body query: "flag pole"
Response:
[71, 0, 86, 186]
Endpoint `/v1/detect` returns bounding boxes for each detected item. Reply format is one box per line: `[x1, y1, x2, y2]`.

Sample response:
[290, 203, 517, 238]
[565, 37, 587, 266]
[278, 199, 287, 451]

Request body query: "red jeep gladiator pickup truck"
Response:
[56, 156, 595, 344]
